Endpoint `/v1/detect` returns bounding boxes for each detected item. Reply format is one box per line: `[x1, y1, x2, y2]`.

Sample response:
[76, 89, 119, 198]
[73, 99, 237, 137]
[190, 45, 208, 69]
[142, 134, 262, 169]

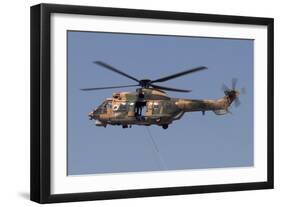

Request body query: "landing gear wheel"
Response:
[162, 124, 168, 129]
[122, 125, 128, 129]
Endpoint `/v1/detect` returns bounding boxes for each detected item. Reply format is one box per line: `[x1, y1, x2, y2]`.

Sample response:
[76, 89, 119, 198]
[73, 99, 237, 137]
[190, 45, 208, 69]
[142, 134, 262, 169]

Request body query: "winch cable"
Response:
[145, 126, 167, 170]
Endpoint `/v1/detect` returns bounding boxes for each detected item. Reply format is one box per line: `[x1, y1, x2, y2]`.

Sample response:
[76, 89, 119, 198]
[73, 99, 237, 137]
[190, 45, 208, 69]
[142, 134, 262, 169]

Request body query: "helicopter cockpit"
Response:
[94, 100, 112, 114]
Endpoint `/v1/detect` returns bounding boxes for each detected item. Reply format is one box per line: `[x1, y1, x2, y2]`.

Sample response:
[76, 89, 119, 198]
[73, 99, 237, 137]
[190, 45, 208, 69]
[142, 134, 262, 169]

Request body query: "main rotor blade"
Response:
[80, 84, 139, 91]
[232, 78, 238, 90]
[150, 84, 191, 93]
[151, 66, 207, 83]
[94, 61, 140, 83]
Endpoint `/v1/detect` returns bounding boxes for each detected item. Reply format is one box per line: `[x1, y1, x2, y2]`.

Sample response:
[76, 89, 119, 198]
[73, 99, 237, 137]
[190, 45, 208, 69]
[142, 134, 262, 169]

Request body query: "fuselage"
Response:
[88, 88, 238, 129]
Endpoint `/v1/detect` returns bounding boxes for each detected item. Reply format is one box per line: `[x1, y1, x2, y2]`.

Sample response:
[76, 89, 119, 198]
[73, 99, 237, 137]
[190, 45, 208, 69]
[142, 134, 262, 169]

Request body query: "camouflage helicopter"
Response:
[81, 61, 242, 129]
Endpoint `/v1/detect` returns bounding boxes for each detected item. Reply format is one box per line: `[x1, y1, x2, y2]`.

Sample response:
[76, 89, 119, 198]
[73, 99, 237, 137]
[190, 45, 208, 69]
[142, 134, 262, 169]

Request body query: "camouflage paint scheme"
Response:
[89, 88, 239, 129]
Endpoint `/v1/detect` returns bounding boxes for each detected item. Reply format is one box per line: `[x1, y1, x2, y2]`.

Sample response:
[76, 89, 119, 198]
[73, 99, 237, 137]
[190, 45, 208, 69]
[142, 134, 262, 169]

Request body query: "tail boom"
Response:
[176, 97, 230, 113]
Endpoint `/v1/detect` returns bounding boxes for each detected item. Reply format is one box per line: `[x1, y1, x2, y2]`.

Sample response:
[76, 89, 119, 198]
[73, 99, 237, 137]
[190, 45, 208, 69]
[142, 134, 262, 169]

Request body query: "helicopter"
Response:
[81, 61, 243, 129]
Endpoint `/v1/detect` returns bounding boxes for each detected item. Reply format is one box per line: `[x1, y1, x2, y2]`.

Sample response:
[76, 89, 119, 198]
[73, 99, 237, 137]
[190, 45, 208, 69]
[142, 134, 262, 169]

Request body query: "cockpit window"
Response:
[96, 100, 112, 114]
[106, 102, 112, 109]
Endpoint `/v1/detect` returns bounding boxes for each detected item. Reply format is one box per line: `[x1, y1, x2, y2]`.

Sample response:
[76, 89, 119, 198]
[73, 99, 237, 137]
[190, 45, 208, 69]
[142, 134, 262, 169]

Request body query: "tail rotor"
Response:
[221, 78, 245, 108]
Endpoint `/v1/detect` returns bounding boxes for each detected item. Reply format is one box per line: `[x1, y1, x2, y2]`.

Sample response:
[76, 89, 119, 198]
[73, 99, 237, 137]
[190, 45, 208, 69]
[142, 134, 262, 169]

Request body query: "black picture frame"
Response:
[30, 3, 274, 204]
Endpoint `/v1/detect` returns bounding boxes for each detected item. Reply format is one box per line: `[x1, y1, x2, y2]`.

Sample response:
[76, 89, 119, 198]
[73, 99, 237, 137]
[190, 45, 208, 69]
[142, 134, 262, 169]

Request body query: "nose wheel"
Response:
[162, 124, 168, 129]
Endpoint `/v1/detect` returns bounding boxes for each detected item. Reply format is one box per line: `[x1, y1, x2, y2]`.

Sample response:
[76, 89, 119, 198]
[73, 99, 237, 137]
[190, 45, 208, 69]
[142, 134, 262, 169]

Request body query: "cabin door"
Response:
[135, 101, 146, 118]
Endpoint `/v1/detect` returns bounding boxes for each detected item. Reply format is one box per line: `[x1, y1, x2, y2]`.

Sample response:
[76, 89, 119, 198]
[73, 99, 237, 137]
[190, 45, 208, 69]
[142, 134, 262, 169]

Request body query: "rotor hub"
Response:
[139, 79, 152, 88]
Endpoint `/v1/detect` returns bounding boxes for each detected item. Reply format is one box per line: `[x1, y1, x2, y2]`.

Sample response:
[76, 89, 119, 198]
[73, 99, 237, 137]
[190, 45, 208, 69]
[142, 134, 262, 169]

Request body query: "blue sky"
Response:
[67, 31, 254, 175]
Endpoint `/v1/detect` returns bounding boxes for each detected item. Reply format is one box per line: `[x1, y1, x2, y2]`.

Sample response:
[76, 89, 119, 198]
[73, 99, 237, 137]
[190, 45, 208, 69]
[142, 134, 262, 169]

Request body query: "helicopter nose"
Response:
[89, 110, 98, 120]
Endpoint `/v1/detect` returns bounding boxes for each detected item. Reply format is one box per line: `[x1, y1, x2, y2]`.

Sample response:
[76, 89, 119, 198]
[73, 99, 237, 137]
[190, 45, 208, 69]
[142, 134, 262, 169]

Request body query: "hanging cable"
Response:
[145, 127, 167, 170]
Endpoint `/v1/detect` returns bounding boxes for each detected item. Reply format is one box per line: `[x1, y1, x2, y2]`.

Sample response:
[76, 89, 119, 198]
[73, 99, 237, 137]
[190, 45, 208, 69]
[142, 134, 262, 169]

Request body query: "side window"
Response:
[153, 102, 160, 113]
[153, 103, 159, 109]
[119, 103, 127, 111]
[128, 102, 135, 112]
